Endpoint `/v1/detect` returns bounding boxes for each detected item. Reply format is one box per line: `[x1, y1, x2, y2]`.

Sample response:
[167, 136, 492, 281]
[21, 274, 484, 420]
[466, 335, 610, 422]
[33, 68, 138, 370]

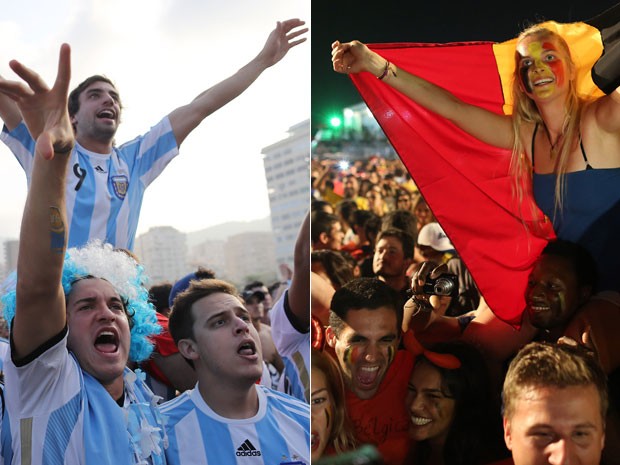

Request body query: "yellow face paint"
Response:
[519, 40, 564, 99]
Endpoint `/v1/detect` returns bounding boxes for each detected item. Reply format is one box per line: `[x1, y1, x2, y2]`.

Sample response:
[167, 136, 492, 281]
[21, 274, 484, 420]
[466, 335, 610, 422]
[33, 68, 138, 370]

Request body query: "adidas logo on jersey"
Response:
[94, 165, 106, 173]
[236, 439, 262, 456]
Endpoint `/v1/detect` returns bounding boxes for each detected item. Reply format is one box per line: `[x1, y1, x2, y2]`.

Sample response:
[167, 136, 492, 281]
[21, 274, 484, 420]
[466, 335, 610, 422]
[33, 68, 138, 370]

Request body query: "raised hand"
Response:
[332, 40, 374, 75]
[258, 19, 308, 67]
[0, 43, 73, 160]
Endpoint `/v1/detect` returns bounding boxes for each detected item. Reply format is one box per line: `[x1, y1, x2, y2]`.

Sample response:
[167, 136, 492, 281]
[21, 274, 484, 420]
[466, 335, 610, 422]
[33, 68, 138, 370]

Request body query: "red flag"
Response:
[350, 16, 613, 326]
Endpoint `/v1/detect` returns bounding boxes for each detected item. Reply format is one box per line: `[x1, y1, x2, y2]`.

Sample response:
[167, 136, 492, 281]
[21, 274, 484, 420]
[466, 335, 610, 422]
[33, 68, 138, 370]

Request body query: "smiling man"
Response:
[525, 239, 597, 342]
[0, 19, 307, 250]
[503, 342, 607, 465]
[162, 278, 309, 465]
[326, 277, 414, 465]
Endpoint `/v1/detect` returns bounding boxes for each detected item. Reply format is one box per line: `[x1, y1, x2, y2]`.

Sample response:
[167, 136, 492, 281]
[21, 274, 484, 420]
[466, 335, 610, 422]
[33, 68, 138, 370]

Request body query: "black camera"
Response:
[423, 273, 459, 297]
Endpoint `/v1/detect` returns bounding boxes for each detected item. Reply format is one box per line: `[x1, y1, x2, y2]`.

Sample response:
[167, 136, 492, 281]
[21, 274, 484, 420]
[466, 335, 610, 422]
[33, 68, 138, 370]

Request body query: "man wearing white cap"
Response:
[416, 221, 456, 263]
[417, 222, 480, 316]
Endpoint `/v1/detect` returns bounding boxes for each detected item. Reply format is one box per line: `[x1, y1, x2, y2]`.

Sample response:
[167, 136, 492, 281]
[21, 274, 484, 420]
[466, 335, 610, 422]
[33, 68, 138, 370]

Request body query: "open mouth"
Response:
[533, 77, 554, 87]
[97, 109, 116, 120]
[529, 303, 550, 313]
[237, 340, 257, 356]
[356, 365, 380, 388]
[411, 415, 432, 426]
[94, 330, 119, 354]
[311, 432, 319, 450]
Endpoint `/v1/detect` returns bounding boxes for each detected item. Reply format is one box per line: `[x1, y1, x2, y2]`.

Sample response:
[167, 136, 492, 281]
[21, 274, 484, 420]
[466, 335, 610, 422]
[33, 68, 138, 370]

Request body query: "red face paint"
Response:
[518, 39, 565, 98]
[344, 345, 364, 366]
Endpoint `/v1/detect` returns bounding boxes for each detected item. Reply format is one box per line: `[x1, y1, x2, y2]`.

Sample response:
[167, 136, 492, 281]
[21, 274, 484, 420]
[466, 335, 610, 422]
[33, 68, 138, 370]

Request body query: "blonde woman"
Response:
[332, 25, 620, 303]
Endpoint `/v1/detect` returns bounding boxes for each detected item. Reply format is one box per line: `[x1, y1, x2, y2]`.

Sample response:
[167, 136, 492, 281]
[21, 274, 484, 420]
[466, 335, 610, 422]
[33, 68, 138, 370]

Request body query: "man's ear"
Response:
[177, 338, 199, 361]
[503, 417, 513, 451]
[319, 231, 329, 245]
[325, 326, 337, 348]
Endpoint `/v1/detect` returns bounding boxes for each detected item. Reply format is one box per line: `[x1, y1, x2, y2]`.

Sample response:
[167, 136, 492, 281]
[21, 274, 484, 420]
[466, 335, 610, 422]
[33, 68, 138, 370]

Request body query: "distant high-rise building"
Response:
[134, 226, 188, 284]
[4, 239, 19, 274]
[224, 231, 277, 287]
[188, 240, 226, 279]
[262, 120, 309, 269]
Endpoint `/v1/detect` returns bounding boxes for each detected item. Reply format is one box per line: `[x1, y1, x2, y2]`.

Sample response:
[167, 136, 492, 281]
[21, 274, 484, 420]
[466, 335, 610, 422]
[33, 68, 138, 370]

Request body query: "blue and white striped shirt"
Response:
[161, 384, 309, 465]
[1, 117, 179, 250]
[2, 329, 166, 465]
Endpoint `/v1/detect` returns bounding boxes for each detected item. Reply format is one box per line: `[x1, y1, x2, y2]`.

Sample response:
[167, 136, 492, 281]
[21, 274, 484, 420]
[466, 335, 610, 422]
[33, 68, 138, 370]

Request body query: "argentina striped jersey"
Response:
[160, 384, 310, 465]
[1, 117, 179, 250]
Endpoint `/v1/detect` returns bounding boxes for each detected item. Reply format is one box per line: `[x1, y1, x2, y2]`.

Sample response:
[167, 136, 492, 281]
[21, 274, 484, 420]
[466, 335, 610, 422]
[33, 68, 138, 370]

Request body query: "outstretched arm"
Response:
[0, 44, 74, 359]
[168, 19, 308, 146]
[288, 211, 310, 329]
[0, 81, 22, 131]
[332, 40, 514, 149]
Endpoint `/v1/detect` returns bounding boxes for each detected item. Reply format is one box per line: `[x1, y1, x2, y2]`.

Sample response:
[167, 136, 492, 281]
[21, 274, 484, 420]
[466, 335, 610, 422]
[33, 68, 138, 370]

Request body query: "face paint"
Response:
[519, 39, 565, 99]
[325, 405, 332, 430]
[387, 345, 395, 366]
[344, 345, 363, 367]
[558, 292, 567, 318]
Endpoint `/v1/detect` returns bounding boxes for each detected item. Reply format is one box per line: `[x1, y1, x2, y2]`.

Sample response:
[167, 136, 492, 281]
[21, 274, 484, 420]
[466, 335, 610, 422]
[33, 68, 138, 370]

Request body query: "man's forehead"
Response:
[82, 81, 118, 95]
[377, 236, 403, 249]
[339, 307, 398, 335]
[191, 292, 245, 317]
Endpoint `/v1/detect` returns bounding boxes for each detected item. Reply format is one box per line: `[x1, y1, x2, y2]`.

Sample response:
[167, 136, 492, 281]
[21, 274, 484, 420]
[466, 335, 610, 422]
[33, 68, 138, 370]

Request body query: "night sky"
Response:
[311, 0, 620, 135]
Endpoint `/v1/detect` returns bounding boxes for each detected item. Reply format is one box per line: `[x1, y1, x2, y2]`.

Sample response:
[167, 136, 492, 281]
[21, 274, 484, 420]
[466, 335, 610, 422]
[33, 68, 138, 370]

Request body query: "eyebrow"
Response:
[85, 87, 120, 101]
[311, 388, 328, 397]
[207, 307, 249, 323]
[73, 295, 122, 305]
[206, 311, 228, 323]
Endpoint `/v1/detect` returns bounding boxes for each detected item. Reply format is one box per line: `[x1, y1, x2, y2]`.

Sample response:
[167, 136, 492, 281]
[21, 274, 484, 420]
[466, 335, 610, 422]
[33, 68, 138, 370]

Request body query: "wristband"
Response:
[377, 61, 390, 80]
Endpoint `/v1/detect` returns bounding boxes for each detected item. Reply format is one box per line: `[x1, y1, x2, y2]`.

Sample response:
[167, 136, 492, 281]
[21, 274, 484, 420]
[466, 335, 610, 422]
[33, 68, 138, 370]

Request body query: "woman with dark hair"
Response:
[311, 249, 356, 289]
[405, 341, 508, 465]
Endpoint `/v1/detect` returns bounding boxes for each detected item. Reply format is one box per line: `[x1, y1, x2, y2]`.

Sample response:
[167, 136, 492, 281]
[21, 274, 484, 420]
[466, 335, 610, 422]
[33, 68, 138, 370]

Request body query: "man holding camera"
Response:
[325, 277, 414, 465]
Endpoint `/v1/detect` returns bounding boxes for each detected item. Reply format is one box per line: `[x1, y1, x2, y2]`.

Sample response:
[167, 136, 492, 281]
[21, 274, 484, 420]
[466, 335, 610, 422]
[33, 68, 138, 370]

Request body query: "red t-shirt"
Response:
[345, 350, 414, 465]
[141, 312, 178, 385]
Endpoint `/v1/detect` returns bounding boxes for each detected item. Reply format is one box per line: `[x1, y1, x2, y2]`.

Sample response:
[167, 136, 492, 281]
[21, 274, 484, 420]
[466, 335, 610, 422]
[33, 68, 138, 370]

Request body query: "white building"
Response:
[262, 120, 309, 269]
[134, 226, 188, 284]
[224, 231, 277, 287]
[3, 239, 19, 275]
[188, 239, 227, 279]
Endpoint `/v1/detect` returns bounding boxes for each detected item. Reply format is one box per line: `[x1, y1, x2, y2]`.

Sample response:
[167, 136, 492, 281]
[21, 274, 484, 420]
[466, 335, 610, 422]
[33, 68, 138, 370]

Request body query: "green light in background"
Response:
[329, 116, 342, 128]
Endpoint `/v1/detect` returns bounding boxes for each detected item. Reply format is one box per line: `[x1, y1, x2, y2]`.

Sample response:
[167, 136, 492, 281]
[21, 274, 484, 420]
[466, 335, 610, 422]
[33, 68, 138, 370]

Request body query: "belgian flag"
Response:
[350, 4, 620, 326]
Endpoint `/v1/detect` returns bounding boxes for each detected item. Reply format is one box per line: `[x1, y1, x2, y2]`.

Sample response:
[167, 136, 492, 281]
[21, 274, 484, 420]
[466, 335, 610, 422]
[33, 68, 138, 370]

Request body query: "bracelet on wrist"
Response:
[377, 60, 396, 80]
[377, 60, 390, 80]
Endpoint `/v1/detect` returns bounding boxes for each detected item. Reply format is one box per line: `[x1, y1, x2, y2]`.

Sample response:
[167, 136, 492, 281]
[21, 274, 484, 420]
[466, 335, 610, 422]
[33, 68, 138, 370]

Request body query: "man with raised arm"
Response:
[0, 45, 167, 465]
[0, 19, 307, 250]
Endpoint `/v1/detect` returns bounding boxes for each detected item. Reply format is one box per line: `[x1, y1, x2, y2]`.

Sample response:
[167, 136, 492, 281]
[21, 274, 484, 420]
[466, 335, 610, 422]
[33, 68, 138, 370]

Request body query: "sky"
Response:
[0, 0, 310, 242]
[311, 0, 620, 134]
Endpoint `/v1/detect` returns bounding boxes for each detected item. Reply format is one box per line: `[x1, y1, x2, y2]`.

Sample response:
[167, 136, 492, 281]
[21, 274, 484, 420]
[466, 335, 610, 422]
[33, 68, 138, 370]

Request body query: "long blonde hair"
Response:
[509, 26, 586, 226]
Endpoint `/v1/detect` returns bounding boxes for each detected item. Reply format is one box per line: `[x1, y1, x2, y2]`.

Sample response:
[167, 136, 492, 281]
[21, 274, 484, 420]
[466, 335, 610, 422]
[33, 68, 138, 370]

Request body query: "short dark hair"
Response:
[68, 75, 120, 117]
[311, 211, 341, 244]
[311, 199, 333, 214]
[329, 277, 401, 336]
[168, 278, 240, 346]
[375, 228, 415, 260]
[381, 210, 417, 240]
[148, 282, 172, 315]
[541, 239, 598, 289]
[335, 199, 358, 224]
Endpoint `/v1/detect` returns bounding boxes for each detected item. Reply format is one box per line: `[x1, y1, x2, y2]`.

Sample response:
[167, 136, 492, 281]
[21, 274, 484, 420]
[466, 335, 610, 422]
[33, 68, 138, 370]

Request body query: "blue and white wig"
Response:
[1, 240, 160, 362]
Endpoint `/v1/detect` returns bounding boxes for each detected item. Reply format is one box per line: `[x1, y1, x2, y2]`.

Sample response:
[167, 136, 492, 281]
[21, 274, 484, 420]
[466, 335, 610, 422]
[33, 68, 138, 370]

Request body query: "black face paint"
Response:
[520, 64, 532, 93]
